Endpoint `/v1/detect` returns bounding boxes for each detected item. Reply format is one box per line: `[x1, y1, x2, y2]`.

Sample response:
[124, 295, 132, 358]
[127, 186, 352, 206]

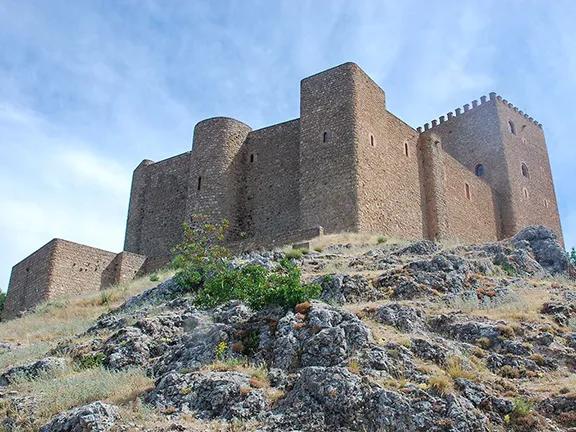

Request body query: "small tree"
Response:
[172, 214, 321, 309]
[569, 247, 576, 267]
[171, 214, 230, 290]
[0, 290, 5, 319]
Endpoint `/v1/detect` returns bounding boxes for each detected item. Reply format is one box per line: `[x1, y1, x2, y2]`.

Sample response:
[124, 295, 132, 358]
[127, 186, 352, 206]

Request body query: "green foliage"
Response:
[173, 214, 321, 311]
[172, 214, 230, 290]
[242, 329, 261, 356]
[76, 353, 106, 370]
[513, 397, 534, 416]
[0, 291, 5, 317]
[377, 236, 388, 244]
[149, 273, 159, 282]
[195, 259, 321, 310]
[568, 247, 576, 267]
[501, 262, 516, 276]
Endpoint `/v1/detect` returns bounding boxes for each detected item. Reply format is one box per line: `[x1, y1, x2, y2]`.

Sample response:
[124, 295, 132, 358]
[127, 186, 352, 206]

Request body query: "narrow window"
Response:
[521, 163, 529, 178]
[544, 199, 549, 208]
[197, 176, 202, 191]
[404, 142, 409, 157]
[370, 135, 374, 146]
[523, 188, 529, 198]
[250, 154, 254, 163]
[323, 132, 328, 143]
[508, 120, 516, 135]
[475, 163, 485, 177]
[465, 183, 471, 200]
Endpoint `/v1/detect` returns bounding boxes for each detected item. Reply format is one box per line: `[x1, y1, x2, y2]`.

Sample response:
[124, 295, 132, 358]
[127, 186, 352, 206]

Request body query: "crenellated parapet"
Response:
[417, 92, 543, 134]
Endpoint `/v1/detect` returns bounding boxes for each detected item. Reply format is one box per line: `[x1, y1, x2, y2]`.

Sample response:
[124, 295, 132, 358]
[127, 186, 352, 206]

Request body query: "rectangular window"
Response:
[465, 183, 471, 200]
[197, 176, 202, 191]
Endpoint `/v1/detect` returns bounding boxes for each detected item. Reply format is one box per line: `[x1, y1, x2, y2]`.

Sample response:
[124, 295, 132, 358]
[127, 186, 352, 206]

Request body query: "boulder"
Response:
[38, 401, 119, 432]
[0, 357, 67, 386]
[511, 225, 569, 275]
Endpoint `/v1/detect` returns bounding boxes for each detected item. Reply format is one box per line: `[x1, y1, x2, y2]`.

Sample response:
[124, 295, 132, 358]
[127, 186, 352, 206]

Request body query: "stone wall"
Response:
[3, 240, 56, 320]
[46, 239, 118, 298]
[242, 119, 301, 239]
[299, 63, 359, 234]
[4, 239, 147, 319]
[495, 98, 564, 246]
[124, 152, 191, 258]
[443, 155, 499, 243]
[187, 117, 252, 238]
[354, 64, 423, 239]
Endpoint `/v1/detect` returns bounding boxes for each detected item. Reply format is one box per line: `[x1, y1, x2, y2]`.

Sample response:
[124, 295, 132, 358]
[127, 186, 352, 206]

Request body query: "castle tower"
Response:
[186, 117, 252, 236]
[299, 63, 361, 233]
[299, 62, 424, 239]
[418, 94, 563, 245]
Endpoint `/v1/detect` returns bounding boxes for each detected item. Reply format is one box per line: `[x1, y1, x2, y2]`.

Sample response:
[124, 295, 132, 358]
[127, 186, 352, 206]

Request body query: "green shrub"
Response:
[0, 291, 5, 317]
[501, 262, 516, 276]
[172, 214, 230, 290]
[76, 353, 106, 370]
[569, 247, 576, 267]
[195, 259, 321, 310]
[513, 397, 534, 416]
[173, 215, 321, 311]
[377, 236, 388, 244]
[149, 273, 159, 282]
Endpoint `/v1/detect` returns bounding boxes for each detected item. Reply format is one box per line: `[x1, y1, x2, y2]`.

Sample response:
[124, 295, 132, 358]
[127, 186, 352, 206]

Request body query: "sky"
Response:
[1, 0, 575, 291]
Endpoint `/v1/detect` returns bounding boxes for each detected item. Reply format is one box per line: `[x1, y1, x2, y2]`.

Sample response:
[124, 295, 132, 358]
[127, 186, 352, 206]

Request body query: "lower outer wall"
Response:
[4, 240, 147, 319]
[3, 241, 56, 320]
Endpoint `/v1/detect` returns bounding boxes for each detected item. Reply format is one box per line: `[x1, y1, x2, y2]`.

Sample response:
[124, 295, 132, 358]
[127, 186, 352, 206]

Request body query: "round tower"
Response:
[186, 117, 252, 230]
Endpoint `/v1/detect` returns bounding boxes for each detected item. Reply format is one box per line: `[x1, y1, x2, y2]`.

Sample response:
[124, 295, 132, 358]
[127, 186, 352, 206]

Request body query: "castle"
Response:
[3, 62, 564, 319]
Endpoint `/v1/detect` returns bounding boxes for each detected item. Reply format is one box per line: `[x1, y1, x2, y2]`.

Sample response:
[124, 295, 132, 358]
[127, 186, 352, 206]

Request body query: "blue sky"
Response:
[1, 0, 575, 290]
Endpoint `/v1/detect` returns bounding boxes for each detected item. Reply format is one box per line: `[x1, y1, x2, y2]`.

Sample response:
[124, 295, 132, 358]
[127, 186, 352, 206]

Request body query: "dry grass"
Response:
[1, 366, 153, 430]
[430, 285, 553, 323]
[0, 269, 174, 344]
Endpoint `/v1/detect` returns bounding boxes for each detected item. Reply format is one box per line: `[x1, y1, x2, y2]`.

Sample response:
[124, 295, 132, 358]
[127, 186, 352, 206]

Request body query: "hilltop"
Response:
[0, 226, 575, 431]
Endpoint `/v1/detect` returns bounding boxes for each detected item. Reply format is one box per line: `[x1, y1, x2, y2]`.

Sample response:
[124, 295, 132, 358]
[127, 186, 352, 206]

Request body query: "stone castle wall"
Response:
[124, 152, 191, 258]
[242, 119, 301, 239]
[4, 240, 56, 320]
[5, 62, 565, 320]
[4, 240, 147, 319]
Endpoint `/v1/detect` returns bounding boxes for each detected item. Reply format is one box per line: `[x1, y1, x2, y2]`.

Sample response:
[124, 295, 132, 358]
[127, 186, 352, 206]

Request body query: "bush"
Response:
[172, 214, 230, 289]
[173, 215, 321, 310]
[377, 236, 388, 244]
[76, 353, 106, 370]
[0, 291, 5, 318]
[285, 248, 308, 260]
[569, 247, 576, 267]
[195, 259, 321, 310]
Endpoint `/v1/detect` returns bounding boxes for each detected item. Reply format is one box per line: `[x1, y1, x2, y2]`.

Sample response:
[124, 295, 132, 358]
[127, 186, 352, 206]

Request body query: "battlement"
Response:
[417, 92, 543, 135]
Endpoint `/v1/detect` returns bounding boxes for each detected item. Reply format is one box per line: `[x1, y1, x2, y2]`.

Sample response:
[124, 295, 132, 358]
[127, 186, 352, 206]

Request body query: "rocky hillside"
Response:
[1, 226, 575, 431]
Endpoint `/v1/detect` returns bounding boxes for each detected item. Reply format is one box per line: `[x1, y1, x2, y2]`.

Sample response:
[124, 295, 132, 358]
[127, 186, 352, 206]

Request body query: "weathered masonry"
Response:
[4, 62, 564, 319]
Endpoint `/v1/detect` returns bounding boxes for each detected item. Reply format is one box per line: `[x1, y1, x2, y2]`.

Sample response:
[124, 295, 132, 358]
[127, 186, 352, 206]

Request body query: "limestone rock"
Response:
[0, 357, 67, 386]
[38, 401, 120, 432]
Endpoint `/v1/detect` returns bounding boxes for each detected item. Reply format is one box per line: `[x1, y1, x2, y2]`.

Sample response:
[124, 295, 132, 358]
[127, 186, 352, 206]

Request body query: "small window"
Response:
[465, 183, 471, 200]
[523, 188, 529, 198]
[197, 176, 202, 191]
[404, 142, 409, 157]
[521, 163, 529, 178]
[250, 154, 254, 163]
[508, 120, 516, 135]
[475, 163, 485, 177]
[323, 132, 328, 143]
[370, 135, 374, 146]
[544, 199, 549, 208]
